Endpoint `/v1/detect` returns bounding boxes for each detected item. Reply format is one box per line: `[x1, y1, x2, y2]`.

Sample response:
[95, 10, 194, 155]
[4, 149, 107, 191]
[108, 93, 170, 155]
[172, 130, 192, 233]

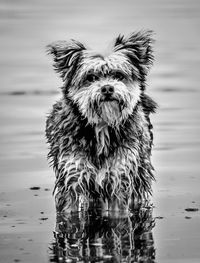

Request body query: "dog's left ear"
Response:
[47, 40, 86, 84]
[114, 30, 154, 74]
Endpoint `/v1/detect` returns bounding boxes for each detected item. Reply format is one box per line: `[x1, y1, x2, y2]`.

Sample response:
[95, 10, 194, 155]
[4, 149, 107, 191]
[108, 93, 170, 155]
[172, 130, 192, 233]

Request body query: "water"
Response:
[0, 0, 200, 262]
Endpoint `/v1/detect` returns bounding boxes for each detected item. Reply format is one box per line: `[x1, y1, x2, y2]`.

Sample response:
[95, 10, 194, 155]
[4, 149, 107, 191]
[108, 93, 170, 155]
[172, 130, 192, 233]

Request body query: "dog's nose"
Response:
[101, 85, 114, 96]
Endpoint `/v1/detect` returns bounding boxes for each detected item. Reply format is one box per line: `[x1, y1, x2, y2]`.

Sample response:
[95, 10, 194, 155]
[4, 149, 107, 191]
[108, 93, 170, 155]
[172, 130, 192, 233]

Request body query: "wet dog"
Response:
[46, 30, 157, 213]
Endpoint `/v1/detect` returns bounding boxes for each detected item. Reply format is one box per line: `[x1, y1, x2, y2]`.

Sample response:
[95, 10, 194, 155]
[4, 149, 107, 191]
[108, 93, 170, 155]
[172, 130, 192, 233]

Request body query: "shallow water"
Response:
[0, 0, 200, 262]
[50, 207, 155, 262]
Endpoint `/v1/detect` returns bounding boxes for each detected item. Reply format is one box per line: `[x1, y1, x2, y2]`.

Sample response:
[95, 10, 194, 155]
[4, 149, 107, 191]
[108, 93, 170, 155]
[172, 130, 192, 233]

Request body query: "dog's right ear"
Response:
[114, 30, 154, 74]
[46, 40, 86, 83]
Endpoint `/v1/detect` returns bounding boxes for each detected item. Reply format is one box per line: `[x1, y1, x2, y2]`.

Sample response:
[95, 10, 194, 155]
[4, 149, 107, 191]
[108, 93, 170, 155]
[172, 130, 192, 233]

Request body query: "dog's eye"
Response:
[85, 74, 99, 82]
[114, 72, 126, 81]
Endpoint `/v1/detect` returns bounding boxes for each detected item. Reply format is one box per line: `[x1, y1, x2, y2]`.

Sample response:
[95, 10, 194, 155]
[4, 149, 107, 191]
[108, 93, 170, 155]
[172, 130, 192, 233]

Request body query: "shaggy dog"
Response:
[46, 30, 157, 213]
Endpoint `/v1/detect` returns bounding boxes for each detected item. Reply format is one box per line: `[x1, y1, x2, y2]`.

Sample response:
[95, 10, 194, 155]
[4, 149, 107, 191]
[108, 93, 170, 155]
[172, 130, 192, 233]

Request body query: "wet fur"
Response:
[46, 30, 157, 213]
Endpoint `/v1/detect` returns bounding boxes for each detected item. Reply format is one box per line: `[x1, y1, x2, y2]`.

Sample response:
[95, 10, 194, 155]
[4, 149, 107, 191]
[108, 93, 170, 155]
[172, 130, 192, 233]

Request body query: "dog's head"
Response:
[47, 31, 154, 126]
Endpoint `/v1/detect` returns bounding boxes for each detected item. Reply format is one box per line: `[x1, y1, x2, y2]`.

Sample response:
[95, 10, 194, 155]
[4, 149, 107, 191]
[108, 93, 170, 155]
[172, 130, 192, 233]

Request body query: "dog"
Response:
[46, 30, 157, 213]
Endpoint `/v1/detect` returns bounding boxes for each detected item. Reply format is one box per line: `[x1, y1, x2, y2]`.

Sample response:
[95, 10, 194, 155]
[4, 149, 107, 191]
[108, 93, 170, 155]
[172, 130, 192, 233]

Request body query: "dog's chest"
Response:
[95, 123, 111, 157]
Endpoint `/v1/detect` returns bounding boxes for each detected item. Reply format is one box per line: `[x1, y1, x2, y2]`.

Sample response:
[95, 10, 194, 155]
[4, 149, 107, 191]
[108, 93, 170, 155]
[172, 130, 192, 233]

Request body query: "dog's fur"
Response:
[46, 30, 157, 213]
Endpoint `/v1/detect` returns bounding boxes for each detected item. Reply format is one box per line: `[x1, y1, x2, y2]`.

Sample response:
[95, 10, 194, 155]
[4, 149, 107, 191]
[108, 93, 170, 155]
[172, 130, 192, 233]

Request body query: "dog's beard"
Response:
[97, 100, 121, 126]
[71, 90, 139, 126]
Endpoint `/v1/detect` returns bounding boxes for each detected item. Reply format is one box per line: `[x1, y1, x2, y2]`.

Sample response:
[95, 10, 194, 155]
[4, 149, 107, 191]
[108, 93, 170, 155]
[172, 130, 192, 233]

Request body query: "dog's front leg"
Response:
[54, 155, 97, 213]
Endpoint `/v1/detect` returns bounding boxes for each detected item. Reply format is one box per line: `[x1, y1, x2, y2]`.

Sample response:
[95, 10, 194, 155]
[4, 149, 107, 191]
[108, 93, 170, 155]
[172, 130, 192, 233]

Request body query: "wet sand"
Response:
[0, 95, 55, 262]
[1, 0, 200, 262]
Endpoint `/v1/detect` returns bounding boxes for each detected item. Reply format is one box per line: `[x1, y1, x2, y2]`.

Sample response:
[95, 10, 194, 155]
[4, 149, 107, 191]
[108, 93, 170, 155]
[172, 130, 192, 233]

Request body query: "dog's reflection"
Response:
[49, 206, 155, 262]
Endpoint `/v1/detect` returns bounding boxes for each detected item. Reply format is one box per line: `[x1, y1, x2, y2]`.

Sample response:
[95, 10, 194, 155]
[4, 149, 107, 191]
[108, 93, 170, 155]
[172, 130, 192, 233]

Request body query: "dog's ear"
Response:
[47, 40, 86, 83]
[114, 30, 154, 74]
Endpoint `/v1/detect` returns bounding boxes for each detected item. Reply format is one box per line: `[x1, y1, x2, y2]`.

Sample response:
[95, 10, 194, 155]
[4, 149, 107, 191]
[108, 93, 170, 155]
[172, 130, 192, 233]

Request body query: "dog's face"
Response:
[47, 31, 154, 126]
[67, 52, 142, 126]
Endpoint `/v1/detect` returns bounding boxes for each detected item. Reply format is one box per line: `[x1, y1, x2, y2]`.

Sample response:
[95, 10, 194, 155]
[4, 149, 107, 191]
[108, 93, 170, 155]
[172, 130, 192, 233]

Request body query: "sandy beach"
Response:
[0, 0, 200, 262]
